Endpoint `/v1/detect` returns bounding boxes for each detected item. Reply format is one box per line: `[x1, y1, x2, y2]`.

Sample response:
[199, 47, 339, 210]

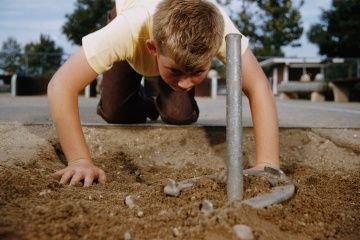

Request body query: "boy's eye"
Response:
[193, 71, 204, 76]
[170, 68, 183, 76]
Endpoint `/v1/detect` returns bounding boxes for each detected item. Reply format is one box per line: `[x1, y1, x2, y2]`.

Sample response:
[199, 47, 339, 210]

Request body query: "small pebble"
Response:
[123, 231, 131, 240]
[158, 210, 167, 215]
[172, 227, 181, 237]
[125, 195, 135, 209]
[164, 179, 180, 197]
[39, 189, 51, 196]
[200, 199, 213, 214]
[233, 224, 254, 240]
[137, 210, 144, 218]
[134, 170, 141, 177]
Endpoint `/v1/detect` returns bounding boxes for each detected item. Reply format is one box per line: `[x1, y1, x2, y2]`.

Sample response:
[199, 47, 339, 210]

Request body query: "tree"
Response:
[307, 0, 360, 57]
[62, 0, 113, 45]
[0, 37, 22, 73]
[217, 0, 304, 56]
[24, 34, 64, 77]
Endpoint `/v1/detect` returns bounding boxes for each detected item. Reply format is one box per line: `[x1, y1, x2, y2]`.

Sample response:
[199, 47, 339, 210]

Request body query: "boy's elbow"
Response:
[47, 75, 59, 100]
[244, 79, 274, 100]
[47, 78, 53, 95]
[47, 73, 68, 101]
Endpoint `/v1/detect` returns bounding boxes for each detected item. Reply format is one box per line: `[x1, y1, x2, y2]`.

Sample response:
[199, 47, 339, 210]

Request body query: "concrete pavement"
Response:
[0, 93, 359, 128]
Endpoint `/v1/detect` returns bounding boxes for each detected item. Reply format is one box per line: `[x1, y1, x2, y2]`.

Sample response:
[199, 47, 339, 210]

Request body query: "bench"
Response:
[328, 78, 360, 102]
[277, 81, 329, 102]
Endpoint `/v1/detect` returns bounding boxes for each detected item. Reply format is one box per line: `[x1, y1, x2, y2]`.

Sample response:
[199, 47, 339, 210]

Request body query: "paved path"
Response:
[0, 94, 359, 128]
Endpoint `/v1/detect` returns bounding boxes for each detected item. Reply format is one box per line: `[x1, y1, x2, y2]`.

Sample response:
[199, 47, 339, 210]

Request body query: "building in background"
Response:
[260, 57, 325, 94]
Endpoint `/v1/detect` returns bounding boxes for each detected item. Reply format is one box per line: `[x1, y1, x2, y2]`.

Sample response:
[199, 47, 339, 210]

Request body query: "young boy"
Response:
[48, 0, 280, 187]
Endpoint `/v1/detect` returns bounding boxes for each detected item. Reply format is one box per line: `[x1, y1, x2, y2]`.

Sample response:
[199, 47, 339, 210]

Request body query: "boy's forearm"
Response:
[240, 49, 280, 168]
[48, 85, 92, 164]
[248, 84, 280, 168]
[48, 48, 98, 165]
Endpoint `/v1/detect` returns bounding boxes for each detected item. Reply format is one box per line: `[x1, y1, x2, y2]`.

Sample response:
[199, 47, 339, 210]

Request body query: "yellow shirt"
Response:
[82, 0, 249, 76]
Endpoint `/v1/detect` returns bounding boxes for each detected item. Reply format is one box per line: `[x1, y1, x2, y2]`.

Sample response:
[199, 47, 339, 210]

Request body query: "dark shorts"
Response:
[96, 6, 199, 125]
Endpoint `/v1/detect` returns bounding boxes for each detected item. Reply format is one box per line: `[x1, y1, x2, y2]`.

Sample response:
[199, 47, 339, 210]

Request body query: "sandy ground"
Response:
[0, 123, 359, 239]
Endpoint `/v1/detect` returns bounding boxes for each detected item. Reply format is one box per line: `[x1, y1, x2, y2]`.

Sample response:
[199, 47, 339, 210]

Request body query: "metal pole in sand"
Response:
[226, 33, 243, 201]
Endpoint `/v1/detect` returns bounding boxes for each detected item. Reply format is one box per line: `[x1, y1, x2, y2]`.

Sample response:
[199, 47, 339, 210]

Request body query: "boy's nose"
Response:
[177, 78, 194, 90]
[177, 76, 203, 90]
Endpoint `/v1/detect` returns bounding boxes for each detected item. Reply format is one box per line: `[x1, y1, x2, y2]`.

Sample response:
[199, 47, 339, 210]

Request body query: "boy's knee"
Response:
[156, 79, 199, 125]
[159, 107, 199, 125]
[160, 114, 198, 125]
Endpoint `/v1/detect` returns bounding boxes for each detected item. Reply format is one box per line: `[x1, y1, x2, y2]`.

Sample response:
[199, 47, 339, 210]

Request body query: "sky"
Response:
[0, 0, 332, 58]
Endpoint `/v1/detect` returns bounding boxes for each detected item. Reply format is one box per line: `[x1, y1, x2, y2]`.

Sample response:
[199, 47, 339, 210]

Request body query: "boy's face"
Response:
[146, 40, 210, 92]
[157, 54, 210, 92]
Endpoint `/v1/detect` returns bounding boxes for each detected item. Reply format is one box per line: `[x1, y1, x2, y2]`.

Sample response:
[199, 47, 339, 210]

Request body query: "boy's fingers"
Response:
[52, 169, 65, 179]
[83, 175, 94, 188]
[60, 170, 75, 185]
[69, 173, 84, 186]
[98, 170, 107, 185]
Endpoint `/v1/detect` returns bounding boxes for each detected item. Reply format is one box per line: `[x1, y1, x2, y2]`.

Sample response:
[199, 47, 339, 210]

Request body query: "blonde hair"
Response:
[153, 0, 224, 72]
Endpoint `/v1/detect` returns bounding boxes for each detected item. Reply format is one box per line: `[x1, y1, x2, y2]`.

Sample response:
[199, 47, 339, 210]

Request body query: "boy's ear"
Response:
[146, 39, 158, 56]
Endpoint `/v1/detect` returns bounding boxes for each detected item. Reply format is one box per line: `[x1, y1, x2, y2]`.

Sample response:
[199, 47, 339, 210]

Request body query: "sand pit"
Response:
[0, 123, 359, 239]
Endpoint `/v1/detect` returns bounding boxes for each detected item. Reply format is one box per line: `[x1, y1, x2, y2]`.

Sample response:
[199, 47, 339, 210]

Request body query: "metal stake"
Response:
[226, 33, 243, 201]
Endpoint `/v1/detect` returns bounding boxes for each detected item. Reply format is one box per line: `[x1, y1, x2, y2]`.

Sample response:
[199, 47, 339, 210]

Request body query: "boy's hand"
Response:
[53, 159, 106, 187]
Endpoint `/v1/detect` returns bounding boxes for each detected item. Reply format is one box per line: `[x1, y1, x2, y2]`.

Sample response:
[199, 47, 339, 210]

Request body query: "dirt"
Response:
[0, 123, 359, 240]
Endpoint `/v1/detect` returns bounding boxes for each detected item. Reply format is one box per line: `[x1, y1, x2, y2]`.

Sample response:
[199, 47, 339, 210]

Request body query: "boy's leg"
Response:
[155, 78, 199, 125]
[97, 61, 159, 124]
[96, 5, 158, 124]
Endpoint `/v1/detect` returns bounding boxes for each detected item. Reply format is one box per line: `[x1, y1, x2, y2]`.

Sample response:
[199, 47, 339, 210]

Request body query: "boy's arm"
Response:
[241, 48, 280, 169]
[48, 47, 106, 186]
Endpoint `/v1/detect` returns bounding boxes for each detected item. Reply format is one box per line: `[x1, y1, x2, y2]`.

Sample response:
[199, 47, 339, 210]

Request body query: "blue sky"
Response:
[0, 0, 332, 57]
